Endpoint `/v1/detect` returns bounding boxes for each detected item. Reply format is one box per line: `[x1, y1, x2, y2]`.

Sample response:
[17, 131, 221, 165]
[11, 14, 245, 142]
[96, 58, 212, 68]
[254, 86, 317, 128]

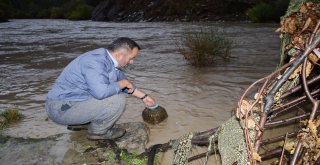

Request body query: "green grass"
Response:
[0, 108, 23, 130]
[120, 150, 148, 165]
[177, 27, 233, 66]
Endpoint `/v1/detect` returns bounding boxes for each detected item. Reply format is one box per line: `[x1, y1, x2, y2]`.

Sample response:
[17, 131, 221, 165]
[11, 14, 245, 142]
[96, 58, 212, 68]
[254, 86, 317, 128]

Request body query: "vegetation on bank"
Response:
[0, 0, 99, 21]
[120, 150, 152, 165]
[0, 108, 23, 130]
[177, 28, 232, 66]
[246, 0, 290, 22]
[0, 0, 291, 22]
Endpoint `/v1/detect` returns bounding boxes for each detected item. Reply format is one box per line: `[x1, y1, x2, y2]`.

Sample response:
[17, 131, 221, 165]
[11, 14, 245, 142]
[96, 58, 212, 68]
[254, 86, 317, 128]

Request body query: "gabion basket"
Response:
[142, 104, 168, 125]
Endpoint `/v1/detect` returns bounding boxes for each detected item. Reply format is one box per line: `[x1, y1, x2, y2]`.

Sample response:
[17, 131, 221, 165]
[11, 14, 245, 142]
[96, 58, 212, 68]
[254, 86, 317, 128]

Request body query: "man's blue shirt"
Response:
[47, 48, 127, 101]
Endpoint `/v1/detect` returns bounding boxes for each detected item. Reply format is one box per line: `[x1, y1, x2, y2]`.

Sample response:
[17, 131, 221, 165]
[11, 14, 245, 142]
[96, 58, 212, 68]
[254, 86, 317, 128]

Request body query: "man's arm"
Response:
[117, 68, 156, 106]
[132, 88, 156, 107]
[82, 58, 121, 99]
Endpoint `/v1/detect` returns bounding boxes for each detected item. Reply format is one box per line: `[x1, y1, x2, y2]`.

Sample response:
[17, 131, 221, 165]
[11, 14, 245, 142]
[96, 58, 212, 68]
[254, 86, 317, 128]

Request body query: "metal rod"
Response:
[261, 131, 298, 145]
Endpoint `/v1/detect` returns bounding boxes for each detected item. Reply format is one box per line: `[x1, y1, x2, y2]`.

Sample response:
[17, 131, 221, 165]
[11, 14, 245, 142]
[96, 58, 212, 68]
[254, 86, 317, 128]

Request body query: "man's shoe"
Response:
[67, 123, 89, 131]
[87, 128, 126, 140]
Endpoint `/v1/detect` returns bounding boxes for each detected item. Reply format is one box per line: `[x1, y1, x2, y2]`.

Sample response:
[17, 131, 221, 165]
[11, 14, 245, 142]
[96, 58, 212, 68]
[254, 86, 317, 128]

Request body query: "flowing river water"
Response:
[0, 19, 280, 157]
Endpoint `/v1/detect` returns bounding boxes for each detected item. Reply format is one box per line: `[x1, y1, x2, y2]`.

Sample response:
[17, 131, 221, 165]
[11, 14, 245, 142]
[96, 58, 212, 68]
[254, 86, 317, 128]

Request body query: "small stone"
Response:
[0, 116, 7, 124]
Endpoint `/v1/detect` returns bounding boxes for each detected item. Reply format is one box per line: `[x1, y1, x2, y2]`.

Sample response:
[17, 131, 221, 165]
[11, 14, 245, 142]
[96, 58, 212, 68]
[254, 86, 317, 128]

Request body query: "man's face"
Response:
[117, 47, 139, 68]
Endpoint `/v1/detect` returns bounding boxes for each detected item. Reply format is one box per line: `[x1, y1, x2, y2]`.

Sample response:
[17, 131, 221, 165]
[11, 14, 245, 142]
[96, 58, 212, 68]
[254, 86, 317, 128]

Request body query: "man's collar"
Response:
[106, 49, 118, 68]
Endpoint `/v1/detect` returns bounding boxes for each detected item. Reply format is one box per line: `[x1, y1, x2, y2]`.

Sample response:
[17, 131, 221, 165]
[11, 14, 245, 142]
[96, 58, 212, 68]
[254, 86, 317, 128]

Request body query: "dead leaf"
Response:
[301, 17, 312, 32]
[306, 2, 314, 9]
[307, 120, 317, 136]
[300, 120, 308, 125]
[300, 4, 308, 13]
[281, 16, 298, 34]
[291, 35, 306, 49]
[308, 52, 319, 64]
[241, 100, 250, 114]
[252, 151, 262, 162]
[288, 60, 313, 79]
[284, 140, 297, 154]
[247, 118, 256, 129]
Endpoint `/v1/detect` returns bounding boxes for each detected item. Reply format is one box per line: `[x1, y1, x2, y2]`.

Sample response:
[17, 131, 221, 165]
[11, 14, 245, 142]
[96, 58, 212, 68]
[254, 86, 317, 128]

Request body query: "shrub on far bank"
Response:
[246, 2, 274, 23]
[177, 28, 232, 66]
[246, 0, 290, 23]
[0, 10, 8, 22]
[0, 0, 14, 22]
[66, 4, 93, 20]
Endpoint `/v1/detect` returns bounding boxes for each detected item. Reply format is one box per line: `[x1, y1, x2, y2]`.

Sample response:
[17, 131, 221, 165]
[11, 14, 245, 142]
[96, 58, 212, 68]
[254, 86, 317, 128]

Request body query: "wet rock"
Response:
[0, 115, 7, 124]
[0, 134, 9, 144]
[0, 122, 149, 164]
[115, 122, 149, 152]
[0, 134, 69, 165]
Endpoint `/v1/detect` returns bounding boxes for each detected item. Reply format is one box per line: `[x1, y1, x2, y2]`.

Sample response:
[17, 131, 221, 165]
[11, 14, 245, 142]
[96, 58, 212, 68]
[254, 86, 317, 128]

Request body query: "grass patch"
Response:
[0, 108, 23, 130]
[177, 27, 232, 66]
[120, 150, 147, 165]
[120, 150, 160, 165]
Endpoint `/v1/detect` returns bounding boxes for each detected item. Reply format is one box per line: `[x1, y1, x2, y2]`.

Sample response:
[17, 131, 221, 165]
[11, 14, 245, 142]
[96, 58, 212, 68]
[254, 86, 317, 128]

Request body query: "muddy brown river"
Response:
[0, 19, 280, 147]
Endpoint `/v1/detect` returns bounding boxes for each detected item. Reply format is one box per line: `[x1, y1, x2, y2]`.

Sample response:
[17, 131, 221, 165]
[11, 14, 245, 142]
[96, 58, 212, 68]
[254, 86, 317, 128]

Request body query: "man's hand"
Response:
[117, 79, 135, 93]
[142, 95, 156, 107]
[131, 88, 156, 107]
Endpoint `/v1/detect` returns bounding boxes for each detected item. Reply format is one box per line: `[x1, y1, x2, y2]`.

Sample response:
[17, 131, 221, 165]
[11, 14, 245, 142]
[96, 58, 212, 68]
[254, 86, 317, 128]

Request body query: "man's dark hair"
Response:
[107, 37, 141, 52]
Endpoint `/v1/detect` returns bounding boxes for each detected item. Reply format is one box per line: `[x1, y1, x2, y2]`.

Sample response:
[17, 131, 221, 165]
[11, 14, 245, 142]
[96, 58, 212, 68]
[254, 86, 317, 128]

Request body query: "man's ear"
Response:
[113, 50, 122, 60]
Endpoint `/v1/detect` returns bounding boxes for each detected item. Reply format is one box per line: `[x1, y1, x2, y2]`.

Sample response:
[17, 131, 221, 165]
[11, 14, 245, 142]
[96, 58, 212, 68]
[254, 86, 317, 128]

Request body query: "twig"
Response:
[261, 131, 298, 145]
[269, 87, 320, 116]
[280, 74, 320, 99]
[187, 149, 219, 162]
[265, 112, 311, 128]
[260, 147, 283, 161]
[279, 133, 288, 165]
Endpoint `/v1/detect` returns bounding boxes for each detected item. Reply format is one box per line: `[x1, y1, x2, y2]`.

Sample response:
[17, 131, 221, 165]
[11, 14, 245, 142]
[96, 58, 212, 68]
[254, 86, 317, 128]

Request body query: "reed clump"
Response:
[0, 108, 23, 130]
[177, 28, 232, 66]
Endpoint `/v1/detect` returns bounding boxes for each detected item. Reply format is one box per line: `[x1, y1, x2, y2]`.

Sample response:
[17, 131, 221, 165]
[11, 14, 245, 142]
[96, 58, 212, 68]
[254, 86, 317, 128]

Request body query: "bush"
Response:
[2, 108, 22, 123]
[50, 7, 64, 19]
[0, 108, 23, 130]
[246, 2, 274, 23]
[177, 28, 232, 66]
[0, 9, 8, 22]
[0, 0, 14, 21]
[246, 0, 290, 23]
[66, 4, 93, 20]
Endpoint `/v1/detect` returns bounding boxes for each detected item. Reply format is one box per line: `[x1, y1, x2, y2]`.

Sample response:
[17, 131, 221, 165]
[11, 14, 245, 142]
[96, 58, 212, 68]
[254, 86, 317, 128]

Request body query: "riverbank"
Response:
[0, 122, 150, 164]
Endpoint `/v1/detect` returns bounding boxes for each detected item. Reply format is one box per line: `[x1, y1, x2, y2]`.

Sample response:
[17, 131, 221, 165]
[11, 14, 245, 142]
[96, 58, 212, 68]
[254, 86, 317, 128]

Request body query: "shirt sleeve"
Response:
[117, 69, 127, 80]
[117, 69, 136, 94]
[81, 57, 121, 100]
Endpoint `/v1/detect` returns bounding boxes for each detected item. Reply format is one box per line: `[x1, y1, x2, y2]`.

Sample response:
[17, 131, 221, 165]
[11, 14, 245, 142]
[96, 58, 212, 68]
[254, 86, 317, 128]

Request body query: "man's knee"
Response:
[102, 94, 126, 114]
[113, 94, 126, 104]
